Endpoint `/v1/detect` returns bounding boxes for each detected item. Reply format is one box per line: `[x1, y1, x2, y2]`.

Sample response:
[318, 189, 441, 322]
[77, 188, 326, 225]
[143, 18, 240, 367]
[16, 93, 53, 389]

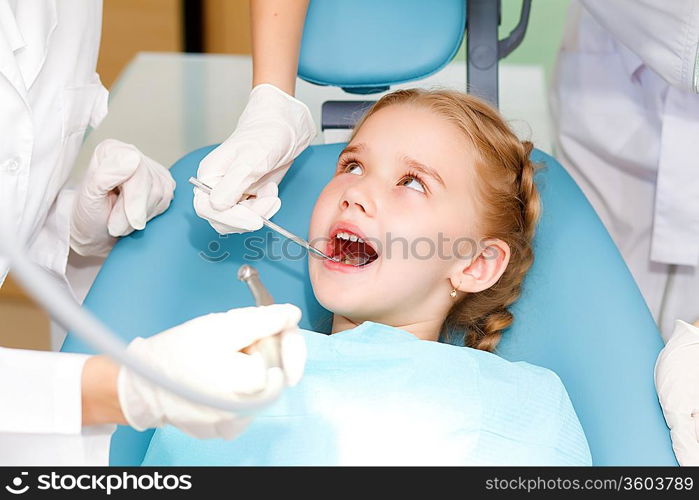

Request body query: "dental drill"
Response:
[0, 227, 285, 415]
[237, 264, 284, 377]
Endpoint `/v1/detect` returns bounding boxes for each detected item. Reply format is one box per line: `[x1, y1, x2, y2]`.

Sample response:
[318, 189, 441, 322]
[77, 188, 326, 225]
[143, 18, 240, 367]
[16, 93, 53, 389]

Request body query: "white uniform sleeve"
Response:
[0, 347, 116, 465]
[0, 347, 87, 434]
[580, 0, 699, 92]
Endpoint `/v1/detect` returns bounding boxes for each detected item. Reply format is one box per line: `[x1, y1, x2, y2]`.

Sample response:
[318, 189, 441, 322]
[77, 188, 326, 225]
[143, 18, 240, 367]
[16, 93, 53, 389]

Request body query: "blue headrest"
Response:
[63, 145, 676, 465]
[298, 0, 465, 93]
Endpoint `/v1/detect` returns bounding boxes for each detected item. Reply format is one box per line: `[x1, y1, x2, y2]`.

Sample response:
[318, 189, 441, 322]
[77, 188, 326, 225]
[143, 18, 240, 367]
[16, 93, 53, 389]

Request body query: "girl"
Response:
[142, 89, 591, 466]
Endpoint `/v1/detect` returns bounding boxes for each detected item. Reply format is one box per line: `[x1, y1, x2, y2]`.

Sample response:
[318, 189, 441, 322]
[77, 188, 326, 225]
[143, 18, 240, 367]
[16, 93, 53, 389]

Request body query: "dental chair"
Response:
[62, 0, 677, 465]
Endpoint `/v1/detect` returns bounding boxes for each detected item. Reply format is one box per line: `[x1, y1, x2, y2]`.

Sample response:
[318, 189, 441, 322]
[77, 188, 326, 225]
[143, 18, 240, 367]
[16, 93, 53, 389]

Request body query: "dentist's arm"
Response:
[251, 0, 310, 95]
[81, 355, 126, 426]
[81, 304, 306, 440]
[193, 0, 316, 235]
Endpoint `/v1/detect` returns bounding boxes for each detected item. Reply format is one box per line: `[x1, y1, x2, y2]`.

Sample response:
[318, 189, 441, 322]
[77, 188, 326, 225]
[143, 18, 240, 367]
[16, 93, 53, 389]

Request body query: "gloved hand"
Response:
[654, 319, 699, 466]
[117, 303, 306, 440]
[194, 83, 316, 234]
[70, 139, 176, 257]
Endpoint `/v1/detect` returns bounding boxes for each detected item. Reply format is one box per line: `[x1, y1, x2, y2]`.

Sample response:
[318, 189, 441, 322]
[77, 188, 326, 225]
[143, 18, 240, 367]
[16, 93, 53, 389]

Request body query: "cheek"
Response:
[367, 246, 449, 311]
[308, 185, 336, 240]
[382, 193, 442, 242]
[381, 198, 474, 265]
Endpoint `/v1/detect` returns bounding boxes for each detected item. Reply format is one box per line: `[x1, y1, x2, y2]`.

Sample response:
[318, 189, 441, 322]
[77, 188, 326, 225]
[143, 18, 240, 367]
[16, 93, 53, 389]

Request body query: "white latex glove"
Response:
[117, 303, 306, 440]
[70, 139, 176, 257]
[654, 319, 699, 466]
[194, 83, 316, 234]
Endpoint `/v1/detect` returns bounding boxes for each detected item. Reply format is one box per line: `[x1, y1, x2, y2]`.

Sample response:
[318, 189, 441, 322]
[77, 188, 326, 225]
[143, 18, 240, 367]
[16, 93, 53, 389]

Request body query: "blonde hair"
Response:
[350, 89, 541, 352]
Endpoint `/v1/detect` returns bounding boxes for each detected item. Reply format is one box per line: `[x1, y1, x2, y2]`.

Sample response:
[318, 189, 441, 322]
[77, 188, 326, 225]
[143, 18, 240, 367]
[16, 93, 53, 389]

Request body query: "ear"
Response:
[449, 238, 511, 294]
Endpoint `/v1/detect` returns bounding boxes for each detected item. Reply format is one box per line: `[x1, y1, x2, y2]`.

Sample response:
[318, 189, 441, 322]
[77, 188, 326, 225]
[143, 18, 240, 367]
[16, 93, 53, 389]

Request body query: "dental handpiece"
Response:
[237, 264, 283, 374]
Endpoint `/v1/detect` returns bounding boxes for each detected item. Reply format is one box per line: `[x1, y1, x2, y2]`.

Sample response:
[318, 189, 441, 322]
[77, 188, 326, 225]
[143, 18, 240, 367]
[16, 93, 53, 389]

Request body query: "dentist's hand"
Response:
[116, 304, 306, 440]
[655, 319, 699, 466]
[70, 139, 176, 258]
[194, 83, 316, 234]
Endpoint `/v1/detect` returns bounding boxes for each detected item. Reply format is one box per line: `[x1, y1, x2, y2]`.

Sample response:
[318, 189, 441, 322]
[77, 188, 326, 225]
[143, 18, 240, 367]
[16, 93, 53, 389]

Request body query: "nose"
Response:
[339, 181, 376, 217]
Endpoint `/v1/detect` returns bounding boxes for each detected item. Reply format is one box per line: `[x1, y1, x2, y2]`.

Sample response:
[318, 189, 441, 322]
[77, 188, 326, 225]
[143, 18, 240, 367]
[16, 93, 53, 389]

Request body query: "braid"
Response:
[461, 140, 541, 352]
[519, 141, 541, 243]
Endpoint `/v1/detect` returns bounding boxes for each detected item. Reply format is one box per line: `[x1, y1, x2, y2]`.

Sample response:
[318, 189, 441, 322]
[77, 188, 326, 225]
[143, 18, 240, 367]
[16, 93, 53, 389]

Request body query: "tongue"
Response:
[339, 240, 370, 266]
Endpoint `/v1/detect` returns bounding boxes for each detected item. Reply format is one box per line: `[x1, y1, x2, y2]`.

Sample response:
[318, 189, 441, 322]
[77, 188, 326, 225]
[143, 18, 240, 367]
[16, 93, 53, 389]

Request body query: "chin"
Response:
[311, 282, 371, 318]
[313, 286, 355, 314]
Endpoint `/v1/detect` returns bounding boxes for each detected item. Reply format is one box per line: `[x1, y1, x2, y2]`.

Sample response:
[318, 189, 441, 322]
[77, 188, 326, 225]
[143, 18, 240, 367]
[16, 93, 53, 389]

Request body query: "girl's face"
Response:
[308, 104, 485, 333]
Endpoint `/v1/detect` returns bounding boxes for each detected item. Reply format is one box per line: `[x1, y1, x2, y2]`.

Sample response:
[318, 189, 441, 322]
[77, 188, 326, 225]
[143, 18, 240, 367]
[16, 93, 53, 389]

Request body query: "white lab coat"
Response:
[0, 0, 114, 464]
[551, 0, 699, 341]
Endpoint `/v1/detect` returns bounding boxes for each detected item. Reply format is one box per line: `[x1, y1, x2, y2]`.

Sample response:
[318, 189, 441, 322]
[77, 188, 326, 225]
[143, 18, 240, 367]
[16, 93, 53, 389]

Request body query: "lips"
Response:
[325, 221, 380, 268]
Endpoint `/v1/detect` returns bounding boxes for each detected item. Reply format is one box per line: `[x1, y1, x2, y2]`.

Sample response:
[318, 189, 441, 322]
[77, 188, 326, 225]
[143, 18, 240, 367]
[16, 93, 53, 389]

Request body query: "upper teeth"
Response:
[335, 231, 363, 243]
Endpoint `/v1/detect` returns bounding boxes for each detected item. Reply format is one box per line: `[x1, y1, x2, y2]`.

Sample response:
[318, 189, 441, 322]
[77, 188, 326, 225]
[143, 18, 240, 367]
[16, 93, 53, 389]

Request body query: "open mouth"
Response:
[328, 227, 380, 267]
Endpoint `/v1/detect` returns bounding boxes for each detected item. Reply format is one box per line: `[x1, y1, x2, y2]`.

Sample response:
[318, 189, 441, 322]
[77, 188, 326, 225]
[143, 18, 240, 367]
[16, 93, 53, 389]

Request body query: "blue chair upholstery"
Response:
[63, 144, 676, 465]
[298, 0, 465, 93]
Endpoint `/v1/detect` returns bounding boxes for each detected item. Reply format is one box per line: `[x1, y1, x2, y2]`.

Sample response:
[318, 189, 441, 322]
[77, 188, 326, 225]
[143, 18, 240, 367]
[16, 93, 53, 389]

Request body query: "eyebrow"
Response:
[339, 143, 446, 189]
[339, 143, 366, 156]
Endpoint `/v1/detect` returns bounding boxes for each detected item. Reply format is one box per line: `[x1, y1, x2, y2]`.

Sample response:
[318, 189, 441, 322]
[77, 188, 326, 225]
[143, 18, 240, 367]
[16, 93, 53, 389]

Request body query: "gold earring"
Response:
[450, 278, 462, 299]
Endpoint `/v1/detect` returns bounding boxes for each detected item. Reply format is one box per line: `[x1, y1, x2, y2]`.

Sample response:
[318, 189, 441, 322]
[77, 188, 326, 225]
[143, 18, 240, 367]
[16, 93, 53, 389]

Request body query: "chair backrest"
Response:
[299, 0, 530, 104]
[298, 0, 465, 94]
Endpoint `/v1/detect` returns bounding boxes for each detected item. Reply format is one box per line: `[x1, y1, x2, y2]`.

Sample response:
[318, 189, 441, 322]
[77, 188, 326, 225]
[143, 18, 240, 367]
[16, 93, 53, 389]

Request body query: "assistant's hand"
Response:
[117, 304, 306, 440]
[70, 139, 176, 257]
[194, 83, 316, 234]
[655, 319, 699, 466]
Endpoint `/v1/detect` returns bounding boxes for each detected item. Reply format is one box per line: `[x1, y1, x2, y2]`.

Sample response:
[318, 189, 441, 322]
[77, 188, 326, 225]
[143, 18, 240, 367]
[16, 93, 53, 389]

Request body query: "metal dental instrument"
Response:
[188, 176, 350, 264]
[191, 177, 371, 266]
[237, 265, 283, 378]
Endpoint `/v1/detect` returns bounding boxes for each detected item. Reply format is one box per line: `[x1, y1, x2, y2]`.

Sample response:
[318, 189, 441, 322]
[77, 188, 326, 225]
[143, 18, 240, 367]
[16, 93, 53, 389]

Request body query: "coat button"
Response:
[1, 158, 20, 172]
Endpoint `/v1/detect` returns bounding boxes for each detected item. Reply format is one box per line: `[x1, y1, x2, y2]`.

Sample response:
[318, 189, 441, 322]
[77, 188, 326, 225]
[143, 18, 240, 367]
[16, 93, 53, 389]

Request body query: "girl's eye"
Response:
[399, 175, 426, 193]
[344, 162, 363, 175]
